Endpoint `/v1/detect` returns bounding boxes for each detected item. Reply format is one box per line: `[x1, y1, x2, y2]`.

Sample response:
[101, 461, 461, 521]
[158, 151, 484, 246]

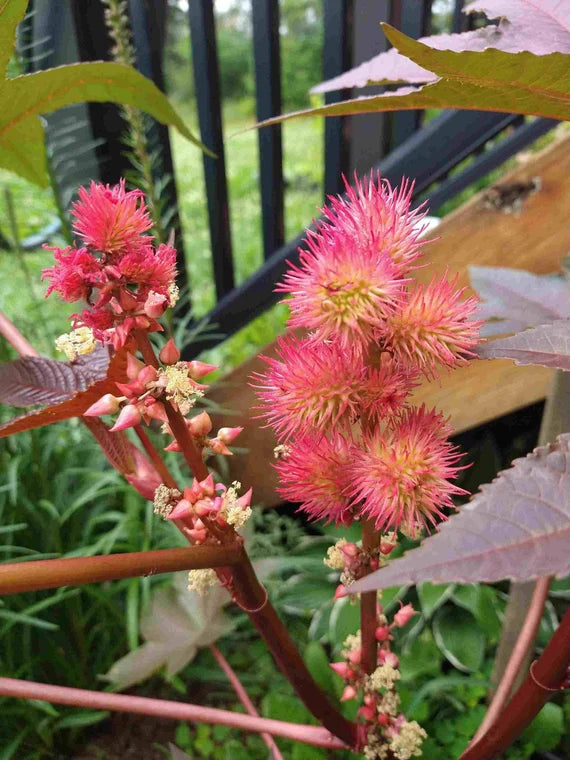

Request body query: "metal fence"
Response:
[26, 0, 557, 357]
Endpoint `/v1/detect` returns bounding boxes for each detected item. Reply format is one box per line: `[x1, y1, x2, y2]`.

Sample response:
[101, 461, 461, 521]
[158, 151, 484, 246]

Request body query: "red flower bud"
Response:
[186, 360, 218, 379]
[375, 626, 390, 642]
[159, 338, 180, 365]
[187, 411, 213, 436]
[84, 393, 120, 417]
[329, 662, 350, 679]
[217, 426, 243, 444]
[340, 685, 357, 702]
[393, 603, 416, 628]
[109, 403, 141, 432]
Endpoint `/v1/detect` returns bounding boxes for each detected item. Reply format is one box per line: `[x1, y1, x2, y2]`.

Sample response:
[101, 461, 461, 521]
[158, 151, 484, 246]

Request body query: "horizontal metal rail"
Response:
[0, 545, 242, 596]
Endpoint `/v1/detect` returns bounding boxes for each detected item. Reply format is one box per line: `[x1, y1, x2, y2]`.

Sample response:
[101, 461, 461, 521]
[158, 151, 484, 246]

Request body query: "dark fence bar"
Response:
[323, 0, 352, 198]
[129, 0, 188, 294]
[426, 118, 557, 211]
[252, 0, 285, 259]
[188, 0, 235, 299]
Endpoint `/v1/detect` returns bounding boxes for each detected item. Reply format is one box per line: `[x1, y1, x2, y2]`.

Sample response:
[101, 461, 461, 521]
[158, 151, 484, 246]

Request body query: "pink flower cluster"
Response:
[255, 174, 481, 535]
[166, 474, 253, 542]
[42, 180, 177, 349]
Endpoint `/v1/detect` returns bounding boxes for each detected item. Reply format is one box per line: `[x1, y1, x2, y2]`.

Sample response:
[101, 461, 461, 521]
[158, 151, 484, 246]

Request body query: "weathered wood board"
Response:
[208, 134, 569, 506]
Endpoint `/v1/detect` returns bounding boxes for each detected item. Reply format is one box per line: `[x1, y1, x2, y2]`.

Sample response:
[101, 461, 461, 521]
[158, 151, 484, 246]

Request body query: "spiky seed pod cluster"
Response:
[255, 173, 481, 536]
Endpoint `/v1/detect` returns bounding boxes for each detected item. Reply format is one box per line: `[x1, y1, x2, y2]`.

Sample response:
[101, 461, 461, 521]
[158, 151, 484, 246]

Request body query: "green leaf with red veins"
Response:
[0, 0, 210, 185]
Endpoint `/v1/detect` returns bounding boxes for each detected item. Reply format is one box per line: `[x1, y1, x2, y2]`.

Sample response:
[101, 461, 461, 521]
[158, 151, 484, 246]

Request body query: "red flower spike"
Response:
[72, 180, 152, 255]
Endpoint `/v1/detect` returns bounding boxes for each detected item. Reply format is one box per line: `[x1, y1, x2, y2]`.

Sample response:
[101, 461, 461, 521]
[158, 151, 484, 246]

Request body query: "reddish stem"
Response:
[361, 519, 379, 674]
[459, 605, 570, 760]
[0, 546, 242, 596]
[133, 330, 358, 746]
[0, 309, 38, 357]
[470, 576, 551, 745]
[210, 645, 284, 760]
[134, 424, 178, 489]
[0, 677, 348, 750]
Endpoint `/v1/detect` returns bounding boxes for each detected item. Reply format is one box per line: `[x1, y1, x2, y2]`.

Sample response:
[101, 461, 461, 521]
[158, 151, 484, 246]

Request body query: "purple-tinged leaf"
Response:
[469, 266, 570, 337]
[477, 320, 570, 370]
[465, 2, 570, 56]
[313, 1, 570, 94]
[348, 434, 570, 593]
[0, 349, 128, 438]
[0, 345, 110, 408]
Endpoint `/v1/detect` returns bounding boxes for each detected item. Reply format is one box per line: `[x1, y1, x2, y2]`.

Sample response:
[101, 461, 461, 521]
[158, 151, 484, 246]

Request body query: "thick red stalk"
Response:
[210, 645, 284, 760]
[0, 677, 348, 750]
[0, 546, 242, 596]
[361, 519, 379, 674]
[0, 309, 38, 357]
[459, 605, 570, 760]
[470, 576, 551, 745]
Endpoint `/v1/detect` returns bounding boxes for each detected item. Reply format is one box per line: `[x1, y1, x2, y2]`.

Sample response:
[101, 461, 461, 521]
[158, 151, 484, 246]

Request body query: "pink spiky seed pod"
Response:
[321, 174, 429, 275]
[72, 179, 153, 255]
[383, 272, 482, 378]
[348, 405, 467, 535]
[278, 226, 405, 353]
[274, 432, 354, 525]
[253, 336, 366, 440]
[358, 355, 418, 423]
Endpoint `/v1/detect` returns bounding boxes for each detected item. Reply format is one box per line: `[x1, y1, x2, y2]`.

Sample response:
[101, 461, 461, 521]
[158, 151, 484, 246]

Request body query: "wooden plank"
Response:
[208, 135, 569, 505]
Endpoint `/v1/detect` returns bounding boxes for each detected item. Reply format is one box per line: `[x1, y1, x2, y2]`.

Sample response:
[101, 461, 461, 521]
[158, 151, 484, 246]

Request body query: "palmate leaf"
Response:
[477, 320, 570, 370]
[313, 0, 570, 93]
[0, 344, 110, 407]
[0, 348, 127, 437]
[348, 434, 570, 594]
[0, 0, 210, 186]
[469, 266, 570, 337]
[0, 0, 25, 77]
[258, 25, 570, 129]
